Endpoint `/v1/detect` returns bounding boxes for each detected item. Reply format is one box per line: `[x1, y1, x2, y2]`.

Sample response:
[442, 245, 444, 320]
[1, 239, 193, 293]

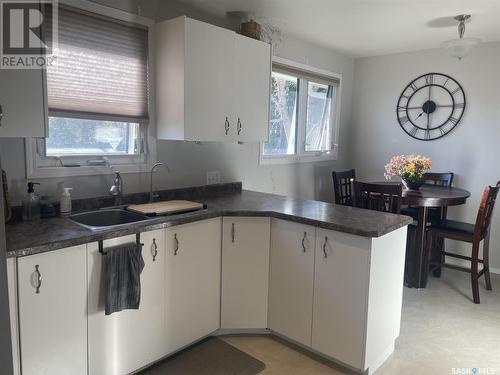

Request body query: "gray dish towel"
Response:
[104, 242, 145, 315]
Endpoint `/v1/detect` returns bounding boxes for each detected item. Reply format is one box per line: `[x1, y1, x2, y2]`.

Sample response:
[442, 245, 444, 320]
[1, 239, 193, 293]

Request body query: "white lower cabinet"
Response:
[165, 218, 221, 354]
[17, 245, 87, 375]
[87, 230, 166, 375]
[312, 229, 370, 370]
[269, 220, 407, 375]
[221, 216, 270, 329]
[8, 216, 406, 375]
[311, 227, 408, 374]
[268, 219, 315, 346]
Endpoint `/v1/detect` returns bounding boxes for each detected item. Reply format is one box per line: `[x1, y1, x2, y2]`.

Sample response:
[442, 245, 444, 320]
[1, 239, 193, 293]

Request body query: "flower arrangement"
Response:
[384, 155, 432, 190]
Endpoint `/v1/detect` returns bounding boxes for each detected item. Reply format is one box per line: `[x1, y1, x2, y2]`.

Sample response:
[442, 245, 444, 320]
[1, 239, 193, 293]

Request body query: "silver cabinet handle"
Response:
[237, 118, 242, 135]
[174, 233, 179, 255]
[0, 103, 3, 127]
[322, 236, 328, 259]
[152, 238, 158, 261]
[225, 117, 230, 135]
[301, 231, 307, 252]
[231, 223, 235, 243]
[34, 265, 42, 294]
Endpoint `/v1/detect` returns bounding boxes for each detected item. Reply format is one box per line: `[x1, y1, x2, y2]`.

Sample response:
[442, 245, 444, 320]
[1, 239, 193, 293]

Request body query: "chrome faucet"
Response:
[110, 171, 123, 206]
[150, 163, 170, 203]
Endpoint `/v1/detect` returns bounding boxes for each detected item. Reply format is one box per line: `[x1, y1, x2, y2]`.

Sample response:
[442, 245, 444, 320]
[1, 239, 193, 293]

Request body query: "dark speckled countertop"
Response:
[4, 187, 412, 258]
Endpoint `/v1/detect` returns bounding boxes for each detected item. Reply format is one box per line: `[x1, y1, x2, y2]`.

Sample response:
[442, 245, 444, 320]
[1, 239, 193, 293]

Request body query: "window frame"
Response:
[260, 57, 342, 166]
[26, 0, 156, 179]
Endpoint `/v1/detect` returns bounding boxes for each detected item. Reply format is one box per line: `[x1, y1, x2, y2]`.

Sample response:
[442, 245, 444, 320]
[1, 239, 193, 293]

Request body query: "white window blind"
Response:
[273, 63, 340, 87]
[46, 7, 149, 122]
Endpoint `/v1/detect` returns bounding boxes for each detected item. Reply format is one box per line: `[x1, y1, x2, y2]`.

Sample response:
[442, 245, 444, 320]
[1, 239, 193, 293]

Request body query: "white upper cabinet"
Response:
[155, 16, 271, 142]
[221, 217, 270, 330]
[87, 231, 167, 375]
[268, 219, 316, 347]
[232, 34, 271, 142]
[17, 246, 87, 375]
[0, 69, 47, 138]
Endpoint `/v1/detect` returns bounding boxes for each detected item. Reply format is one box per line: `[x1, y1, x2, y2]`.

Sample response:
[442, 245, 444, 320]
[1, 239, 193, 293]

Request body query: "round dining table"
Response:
[382, 183, 471, 288]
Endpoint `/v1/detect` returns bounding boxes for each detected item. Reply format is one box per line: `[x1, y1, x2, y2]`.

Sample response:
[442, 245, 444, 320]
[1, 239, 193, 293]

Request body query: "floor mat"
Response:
[139, 337, 266, 375]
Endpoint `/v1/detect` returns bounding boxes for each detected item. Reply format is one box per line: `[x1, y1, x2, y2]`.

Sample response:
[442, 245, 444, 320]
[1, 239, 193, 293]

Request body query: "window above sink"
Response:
[25, 1, 155, 179]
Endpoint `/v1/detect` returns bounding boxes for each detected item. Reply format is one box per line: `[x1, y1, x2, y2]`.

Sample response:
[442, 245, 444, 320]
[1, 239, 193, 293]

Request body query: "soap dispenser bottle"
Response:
[22, 182, 41, 221]
[60, 187, 73, 217]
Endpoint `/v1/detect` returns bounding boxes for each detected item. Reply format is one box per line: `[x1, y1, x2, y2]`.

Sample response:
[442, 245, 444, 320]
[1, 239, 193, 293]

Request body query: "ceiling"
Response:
[174, 0, 500, 57]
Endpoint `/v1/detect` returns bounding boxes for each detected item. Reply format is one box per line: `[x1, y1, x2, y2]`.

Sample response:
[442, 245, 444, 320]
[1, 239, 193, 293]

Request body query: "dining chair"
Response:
[351, 181, 403, 214]
[424, 181, 500, 304]
[424, 172, 454, 221]
[423, 172, 454, 187]
[332, 169, 356, 206]
[402, 172, 454, 221]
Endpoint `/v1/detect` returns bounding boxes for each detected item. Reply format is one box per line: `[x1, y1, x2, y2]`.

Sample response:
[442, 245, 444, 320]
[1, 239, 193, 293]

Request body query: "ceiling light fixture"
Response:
[441, 14, 481, 60]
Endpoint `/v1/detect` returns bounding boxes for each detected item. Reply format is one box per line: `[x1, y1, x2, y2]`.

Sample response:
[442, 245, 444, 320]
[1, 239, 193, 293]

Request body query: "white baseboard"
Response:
[216, 328, 271, 335]
[366, 342, 395, 375]
[490, 267, 500, 275]
[270, 331, 363, 374]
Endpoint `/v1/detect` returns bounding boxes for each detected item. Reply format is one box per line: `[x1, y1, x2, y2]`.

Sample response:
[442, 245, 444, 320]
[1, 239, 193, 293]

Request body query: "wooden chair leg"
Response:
[483, 234, 493, 291]
[471, 243, 481, 304]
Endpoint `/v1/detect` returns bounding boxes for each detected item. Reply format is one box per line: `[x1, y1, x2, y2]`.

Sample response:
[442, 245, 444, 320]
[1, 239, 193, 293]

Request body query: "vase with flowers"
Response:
[384, 155, 432, 190]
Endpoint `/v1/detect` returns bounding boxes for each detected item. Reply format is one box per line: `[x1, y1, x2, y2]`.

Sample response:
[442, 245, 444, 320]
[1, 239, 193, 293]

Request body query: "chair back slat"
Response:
[352, 181, 403, 214]
[423, 172, 454, 187]
[474, 181, 500, 238]
[332, 169, 356, 205]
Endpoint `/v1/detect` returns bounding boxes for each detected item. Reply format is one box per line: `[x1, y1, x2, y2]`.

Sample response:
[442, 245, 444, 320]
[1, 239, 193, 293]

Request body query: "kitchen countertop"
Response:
[4, 189, 413, 258]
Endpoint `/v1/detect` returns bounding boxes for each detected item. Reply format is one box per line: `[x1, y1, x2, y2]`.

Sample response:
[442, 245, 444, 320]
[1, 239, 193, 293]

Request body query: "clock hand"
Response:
[414, 112, 424, 121]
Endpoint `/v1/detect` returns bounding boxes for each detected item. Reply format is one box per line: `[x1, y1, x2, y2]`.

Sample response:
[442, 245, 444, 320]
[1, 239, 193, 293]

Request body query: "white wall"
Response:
[0, 0, 354, 204]
[351, 42, 500, 270]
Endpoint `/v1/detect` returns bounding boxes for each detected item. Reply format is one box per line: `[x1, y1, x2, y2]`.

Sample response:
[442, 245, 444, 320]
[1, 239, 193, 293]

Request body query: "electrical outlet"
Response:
[206, 171, 221, 185]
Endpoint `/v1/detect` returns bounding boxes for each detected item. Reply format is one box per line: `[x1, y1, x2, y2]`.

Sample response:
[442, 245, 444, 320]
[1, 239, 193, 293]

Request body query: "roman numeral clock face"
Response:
[397, 73, 466, 141]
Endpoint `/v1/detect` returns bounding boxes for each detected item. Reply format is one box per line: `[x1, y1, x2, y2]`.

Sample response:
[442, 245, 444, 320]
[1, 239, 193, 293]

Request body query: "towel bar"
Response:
[99, 233, 143, 255]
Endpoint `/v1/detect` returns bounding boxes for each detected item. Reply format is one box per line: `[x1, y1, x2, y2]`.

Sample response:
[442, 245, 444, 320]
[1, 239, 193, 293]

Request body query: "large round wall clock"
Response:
[396, 73, 466, 141]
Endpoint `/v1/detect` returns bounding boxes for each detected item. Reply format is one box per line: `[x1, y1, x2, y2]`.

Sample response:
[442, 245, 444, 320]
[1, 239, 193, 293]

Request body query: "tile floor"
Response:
[222, 270, 500, 374]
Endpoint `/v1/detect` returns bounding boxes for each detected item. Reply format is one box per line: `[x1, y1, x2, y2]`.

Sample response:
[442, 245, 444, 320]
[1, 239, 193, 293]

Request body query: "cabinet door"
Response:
[87, 230, 166, 375]
[312, 229, 370, 370]
[268, 219, 315, 346]
[233, 34, 271, 142]
[221, 216, 270, 329]
[0, 69, 47, 138]
[165, 218, 221, 353]
[184, 18, 235, 141]
[17, 246, 87, 375]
